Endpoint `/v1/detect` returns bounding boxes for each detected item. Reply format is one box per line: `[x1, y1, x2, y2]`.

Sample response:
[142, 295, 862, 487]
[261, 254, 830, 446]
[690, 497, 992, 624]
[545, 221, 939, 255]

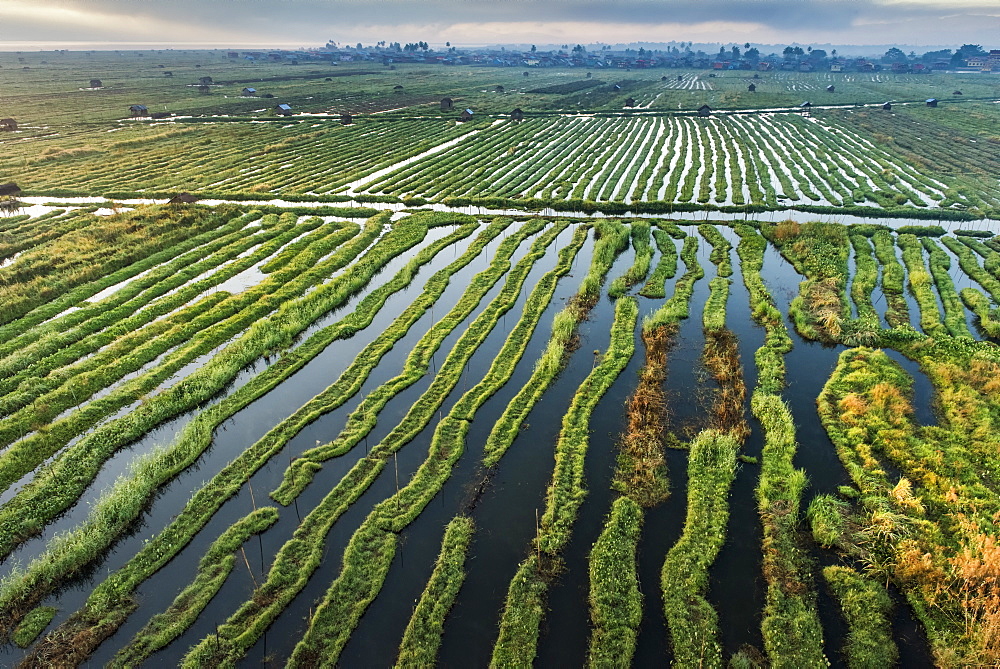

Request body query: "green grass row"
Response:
[183, 220, 583, 666]
[491, 296, 638, 666]
[0, 211, 462, 640]
[735, 224, 827, 667]
[395, 516, 475, 668]
[14, 214, 486, 664]
[661, 429, 740, 668]
[586, 496, 644, 667]
[108, 507, 280, 668]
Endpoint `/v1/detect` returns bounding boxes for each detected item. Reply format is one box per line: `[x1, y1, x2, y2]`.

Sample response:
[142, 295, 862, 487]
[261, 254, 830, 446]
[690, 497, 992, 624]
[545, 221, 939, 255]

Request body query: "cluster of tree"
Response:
[883, 44, 987, 66]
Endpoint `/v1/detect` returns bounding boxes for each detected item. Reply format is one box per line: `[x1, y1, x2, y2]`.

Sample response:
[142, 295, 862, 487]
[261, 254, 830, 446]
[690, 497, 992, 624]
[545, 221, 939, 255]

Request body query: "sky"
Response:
[0, 0, 997, 51]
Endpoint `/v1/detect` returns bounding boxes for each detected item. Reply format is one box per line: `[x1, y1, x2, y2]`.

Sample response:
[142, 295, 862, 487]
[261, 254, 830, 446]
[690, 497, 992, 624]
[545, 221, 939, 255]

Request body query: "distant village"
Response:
[223, 42, 1000, 74]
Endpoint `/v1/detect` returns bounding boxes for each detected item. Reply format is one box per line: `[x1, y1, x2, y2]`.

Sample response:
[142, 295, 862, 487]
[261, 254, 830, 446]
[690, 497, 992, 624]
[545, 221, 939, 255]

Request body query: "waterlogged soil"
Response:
[4, 219, 947, 666]
[120, 225, 554, 666]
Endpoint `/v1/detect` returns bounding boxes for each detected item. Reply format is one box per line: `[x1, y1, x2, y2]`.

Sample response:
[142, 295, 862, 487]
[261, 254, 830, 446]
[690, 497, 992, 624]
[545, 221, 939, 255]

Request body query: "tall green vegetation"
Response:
[395, 517, 475, 668]
[661, 430, 740, 668]
[492, 296, 638, 666]
[587, 497, 643, 667]
[735, 224, 827, 667]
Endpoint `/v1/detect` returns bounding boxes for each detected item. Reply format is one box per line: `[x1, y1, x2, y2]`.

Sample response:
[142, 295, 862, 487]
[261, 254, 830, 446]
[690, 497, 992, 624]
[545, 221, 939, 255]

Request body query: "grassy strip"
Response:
[0, 212, 468, 638]
[764, 220, 850, 344]
[271, 216, 540, 502]
[14, 216, 484, 664]
[848, 232, 879, 322]
[822, 566, 898, 669]
[491, 296, 638, 666]
[897, 233, 946, 337]
[661, 429, 740, 668]
[10, 606, 57, 649]
[644, 235, 703, 330]
[395, 517, 475, 668]
[699, 223, 733, 277]
[586, 496, 643, 667]
[108, 507, 280, 668]
[0, 208, 262, 369]
[735, 224, 827, 667]
[608, 221, 653, 298]
[0, 216, 369, 554]
[0, 216, 335, 437]
[920, 237, 972, 338]
[871, 230, 910, 329]
[612, 322, 673, 507]
[481, 220, 627, 466]
[959, 288, 1000, 337]
[186, 220, 583, 666]
[638, 227, 678, 298]
[942, 236, 1000, 302]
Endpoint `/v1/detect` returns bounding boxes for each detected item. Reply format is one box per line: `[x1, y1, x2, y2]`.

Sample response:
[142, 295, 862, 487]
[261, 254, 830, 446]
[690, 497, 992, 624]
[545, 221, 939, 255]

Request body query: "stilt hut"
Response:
[511, 108, 524, 122]
[89, 78, 103, 88]
[129, 105, 149, 117]
[440, 97, 454, 111]
[0, 118, 17, 131]
[340, 113, 353, 125]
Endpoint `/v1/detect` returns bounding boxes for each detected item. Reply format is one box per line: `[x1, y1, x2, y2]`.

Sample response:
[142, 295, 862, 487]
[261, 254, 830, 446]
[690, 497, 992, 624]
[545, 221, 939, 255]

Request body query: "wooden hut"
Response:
[800, 101, 812, 108]
[678, 75, 683, 81]
[275, 103, 292, 116]
[882, 102, 893, 111]
[89, 78, 103, 88]
[698, 104, 712, 117]
[613, 84, 621, 91]
[459, 108, 473, 122]
[340, 113, 353, 126]
[625, 97, 636, 107]
[748, 83, 756, 92]
[0, 182, 21, 199]
[826, 84, 835, 92]
[168, 192, 198, 204]
[0, 118, 17, 131]
[242, 87, 257, 97]
[511, 108, 524, 122]
[495, 85, 505, 93]
[440, 97, 454, 111]
[926, 98, 938, 107]
[198, 76, 213, 85]
[393, 84, 404, 91]
[164, 71, 173, 77]
[952, 90, 963, 95]
[129, 105, 149, 117]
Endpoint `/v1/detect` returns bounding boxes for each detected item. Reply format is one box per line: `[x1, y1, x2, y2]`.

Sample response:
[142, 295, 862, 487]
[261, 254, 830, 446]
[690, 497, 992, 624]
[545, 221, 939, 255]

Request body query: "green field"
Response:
[2, 50, 1000, 667]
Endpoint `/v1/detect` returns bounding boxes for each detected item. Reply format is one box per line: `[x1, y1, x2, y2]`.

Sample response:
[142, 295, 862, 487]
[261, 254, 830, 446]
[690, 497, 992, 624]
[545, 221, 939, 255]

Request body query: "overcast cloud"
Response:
[0, 0, 997, 50]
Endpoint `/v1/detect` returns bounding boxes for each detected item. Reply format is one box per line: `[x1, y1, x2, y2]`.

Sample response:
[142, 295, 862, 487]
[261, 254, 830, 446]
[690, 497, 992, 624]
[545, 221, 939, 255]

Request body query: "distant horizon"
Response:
[0, 41, 984, 58]
[2, 0, 999, 54]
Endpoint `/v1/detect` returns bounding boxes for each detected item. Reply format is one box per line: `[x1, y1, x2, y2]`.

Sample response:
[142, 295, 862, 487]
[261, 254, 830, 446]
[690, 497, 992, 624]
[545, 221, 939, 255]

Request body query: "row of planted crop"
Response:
[0, 212, 331, 425]
[171, 219, 583, 666]
[6, 121, 463, 198]
[278, 220, 586, 666]
[0, 211, 482, 644]
[0, 215, 364, 514]
[734, 224, 828, 666]
[16, 212, 496, 664]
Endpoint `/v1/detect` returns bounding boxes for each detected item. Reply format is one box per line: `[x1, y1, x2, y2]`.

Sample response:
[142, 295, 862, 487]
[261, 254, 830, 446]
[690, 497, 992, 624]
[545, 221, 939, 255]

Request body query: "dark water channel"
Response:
[5, 219, 954, 666]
